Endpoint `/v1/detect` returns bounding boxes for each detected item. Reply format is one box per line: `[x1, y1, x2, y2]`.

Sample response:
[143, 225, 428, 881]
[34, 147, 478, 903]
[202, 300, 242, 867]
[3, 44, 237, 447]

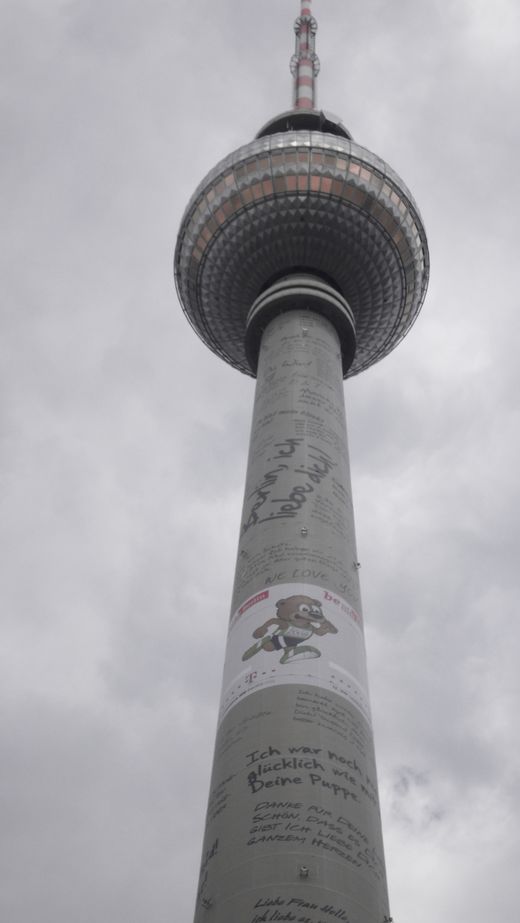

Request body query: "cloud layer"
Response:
[2, 1, 519, 921]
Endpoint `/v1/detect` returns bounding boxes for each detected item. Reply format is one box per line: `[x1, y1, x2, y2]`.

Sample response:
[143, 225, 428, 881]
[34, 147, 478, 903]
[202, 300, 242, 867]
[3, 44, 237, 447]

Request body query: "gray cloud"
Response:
[1, 1, 519, 921]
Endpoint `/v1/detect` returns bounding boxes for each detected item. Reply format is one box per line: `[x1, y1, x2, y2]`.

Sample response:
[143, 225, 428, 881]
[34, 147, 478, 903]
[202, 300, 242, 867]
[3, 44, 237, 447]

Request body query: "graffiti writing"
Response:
[241, 443, 336, 534]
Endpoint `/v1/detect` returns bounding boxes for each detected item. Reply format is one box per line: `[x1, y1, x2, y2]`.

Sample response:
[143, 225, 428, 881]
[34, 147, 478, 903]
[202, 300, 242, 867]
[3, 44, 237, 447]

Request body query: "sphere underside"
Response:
[175, 131, 429, 377]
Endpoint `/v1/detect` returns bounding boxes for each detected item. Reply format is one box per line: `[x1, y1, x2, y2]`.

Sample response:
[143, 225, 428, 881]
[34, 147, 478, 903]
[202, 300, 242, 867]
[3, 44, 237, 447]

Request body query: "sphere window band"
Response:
[187, 160, 417, 268]
[184, 147, 420, 258]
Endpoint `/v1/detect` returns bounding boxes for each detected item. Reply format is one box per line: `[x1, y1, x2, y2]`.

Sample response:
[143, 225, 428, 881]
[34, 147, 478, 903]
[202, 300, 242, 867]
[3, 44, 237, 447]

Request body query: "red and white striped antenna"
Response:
[290, 0, 320, 110]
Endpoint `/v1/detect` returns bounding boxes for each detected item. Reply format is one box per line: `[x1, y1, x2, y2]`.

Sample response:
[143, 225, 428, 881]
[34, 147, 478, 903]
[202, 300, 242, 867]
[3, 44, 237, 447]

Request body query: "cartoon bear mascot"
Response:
[242, 595, 337, 664]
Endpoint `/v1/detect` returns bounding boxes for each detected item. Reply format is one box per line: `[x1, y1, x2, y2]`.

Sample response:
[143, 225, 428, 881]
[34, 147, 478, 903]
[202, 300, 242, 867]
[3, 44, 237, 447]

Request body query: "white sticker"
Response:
[220, 584, 371, 725]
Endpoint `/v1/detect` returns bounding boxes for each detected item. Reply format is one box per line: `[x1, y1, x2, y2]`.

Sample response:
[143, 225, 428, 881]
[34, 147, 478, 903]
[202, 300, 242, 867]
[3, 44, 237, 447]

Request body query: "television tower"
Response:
[175, 2, 429, 921]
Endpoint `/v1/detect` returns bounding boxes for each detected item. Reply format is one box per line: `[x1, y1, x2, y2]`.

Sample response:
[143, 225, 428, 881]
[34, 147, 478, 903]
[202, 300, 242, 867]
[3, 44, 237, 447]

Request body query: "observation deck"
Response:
[175, 123, 429, 378]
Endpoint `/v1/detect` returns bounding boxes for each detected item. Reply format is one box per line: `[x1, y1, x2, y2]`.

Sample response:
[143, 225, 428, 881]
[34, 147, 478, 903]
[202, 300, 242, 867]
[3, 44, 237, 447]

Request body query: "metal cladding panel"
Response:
[193, 311, 389, 923]
[175, 131, 429, 378]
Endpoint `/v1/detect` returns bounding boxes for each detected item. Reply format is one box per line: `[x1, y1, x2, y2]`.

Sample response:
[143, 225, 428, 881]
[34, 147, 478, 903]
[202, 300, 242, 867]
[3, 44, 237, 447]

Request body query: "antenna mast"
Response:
[291, 0, 320, 109]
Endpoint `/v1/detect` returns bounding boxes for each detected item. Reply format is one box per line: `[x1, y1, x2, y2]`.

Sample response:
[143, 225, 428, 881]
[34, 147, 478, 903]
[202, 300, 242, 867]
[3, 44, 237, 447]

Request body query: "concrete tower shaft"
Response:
[193, 296, 389, 922]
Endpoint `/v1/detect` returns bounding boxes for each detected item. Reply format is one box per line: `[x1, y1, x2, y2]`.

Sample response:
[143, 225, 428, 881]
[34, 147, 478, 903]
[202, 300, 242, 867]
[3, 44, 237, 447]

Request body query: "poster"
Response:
[220, 583, 371, 725]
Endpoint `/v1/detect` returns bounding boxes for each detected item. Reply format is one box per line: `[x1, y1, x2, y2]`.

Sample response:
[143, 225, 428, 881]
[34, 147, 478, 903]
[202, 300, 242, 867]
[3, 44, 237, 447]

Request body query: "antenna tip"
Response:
[292, 0, 319, 110]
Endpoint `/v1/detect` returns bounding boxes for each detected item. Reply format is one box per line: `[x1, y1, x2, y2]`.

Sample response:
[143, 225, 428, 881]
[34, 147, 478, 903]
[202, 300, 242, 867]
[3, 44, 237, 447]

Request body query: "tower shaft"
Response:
[194, 298, 390, 922]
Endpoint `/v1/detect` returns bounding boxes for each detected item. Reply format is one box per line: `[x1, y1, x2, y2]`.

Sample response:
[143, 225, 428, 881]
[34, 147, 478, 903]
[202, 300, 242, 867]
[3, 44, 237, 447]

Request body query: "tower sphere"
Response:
[175, 109, 429, 378]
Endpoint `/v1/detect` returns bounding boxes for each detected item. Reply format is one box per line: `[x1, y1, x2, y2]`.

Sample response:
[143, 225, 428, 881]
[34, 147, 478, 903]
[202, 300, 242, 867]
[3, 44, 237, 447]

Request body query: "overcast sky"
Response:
[2, 1, 520, 921]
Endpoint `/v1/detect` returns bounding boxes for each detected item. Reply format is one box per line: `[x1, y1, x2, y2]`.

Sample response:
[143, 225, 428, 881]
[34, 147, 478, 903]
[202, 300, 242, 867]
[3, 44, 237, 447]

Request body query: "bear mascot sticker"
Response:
[242, 594, 338, 664]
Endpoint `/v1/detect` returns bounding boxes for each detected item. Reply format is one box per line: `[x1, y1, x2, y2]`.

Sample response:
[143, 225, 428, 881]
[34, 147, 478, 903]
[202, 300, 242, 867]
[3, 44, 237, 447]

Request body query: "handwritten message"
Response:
[241, 438, 336, 534]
